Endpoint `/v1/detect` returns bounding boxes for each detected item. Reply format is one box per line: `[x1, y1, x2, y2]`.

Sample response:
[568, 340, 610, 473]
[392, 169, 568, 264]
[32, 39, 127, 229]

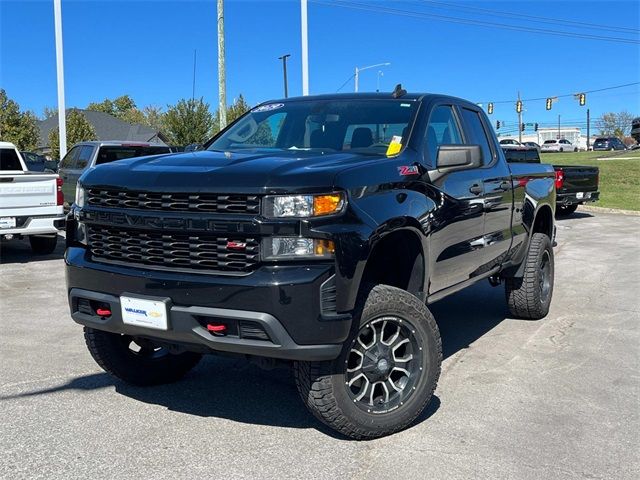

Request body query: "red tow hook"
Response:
[96, 308, 112, 317]
[206, 323, 227, 335]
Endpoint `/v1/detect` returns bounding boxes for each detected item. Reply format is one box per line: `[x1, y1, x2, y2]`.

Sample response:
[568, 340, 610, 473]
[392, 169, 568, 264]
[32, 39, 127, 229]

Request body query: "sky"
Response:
[1, 0, 639, 135]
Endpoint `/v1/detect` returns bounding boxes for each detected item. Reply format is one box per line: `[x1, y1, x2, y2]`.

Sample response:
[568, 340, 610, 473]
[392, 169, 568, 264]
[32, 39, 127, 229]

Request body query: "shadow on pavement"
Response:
[2, 280, 513, 437]
[0, 233, 65, 264]
[556, 211, 593, 220]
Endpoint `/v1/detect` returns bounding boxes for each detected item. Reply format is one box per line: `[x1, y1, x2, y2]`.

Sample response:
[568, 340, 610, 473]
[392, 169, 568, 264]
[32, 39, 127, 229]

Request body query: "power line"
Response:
[312, 0, 640, 45]
[480, 82, 640, 105]
[420, 0, 640, 34]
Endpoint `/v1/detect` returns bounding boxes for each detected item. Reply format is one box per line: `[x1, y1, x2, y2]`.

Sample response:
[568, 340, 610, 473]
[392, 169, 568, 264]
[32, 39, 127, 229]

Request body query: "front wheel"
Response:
[84, 327, 202, 386]
[294, 285, 442, 440]
[505, 233, 554, 320]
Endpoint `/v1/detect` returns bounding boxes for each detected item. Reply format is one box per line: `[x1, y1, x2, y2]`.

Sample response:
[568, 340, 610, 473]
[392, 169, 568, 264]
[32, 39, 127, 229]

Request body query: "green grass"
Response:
[540, 150, 640, 211]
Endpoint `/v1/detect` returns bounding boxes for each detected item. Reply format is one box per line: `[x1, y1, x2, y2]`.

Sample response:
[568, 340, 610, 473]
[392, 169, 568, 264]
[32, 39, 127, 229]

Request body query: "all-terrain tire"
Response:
[29, 234, 57, 255]
[294, 285, 442, 440]
[556, 203, 578, 217]
[84, 327, 202, 386]
[505, 233, 554, 320]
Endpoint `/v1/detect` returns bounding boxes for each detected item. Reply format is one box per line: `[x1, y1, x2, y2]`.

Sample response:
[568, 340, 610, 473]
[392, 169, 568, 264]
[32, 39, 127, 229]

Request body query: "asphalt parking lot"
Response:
[1, 210, 638, 480]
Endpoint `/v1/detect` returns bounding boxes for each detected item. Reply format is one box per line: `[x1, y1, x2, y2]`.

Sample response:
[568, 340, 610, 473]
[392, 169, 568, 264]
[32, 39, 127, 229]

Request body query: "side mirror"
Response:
[436, 144, 483, 170]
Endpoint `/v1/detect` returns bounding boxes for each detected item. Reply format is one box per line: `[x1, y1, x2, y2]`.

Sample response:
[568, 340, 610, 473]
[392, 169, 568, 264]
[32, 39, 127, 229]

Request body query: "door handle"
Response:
[469, 184, 483, 195]
[499, 180, 511, 191]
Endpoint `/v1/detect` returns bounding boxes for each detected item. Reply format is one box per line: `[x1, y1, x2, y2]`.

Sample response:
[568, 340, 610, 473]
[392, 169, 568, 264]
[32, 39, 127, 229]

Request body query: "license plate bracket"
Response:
[120, 295, 170, 330]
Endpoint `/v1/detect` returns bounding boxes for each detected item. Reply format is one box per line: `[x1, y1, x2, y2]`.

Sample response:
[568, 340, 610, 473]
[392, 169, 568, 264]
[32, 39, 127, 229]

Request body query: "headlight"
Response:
[262, 237, 335, 260]
[75, 184, 85, 208]
[263, 193, 345, 218]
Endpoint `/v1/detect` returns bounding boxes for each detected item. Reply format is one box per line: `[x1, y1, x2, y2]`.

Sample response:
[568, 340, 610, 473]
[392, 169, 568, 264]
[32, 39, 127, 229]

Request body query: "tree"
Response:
[162, 98, 214, 145]
[0, 89, 40, 150]
[42, 106, 58, 119]
[597, 111, 635, 137]
[48, 109, 97, 159]
[87, 94, 144, 124]
[141, 105, 164, 131]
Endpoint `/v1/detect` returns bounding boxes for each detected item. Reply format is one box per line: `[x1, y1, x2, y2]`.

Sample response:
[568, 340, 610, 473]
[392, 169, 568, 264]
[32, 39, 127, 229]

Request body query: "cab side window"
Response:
[426, 105, 463, 164]
[76, 146, 94, 169]
[59, 146, 80, 169]
[461, 108, 494, 166]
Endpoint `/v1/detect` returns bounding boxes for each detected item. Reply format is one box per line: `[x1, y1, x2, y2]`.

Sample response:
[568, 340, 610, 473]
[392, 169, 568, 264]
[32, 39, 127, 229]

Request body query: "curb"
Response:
[579, 205, 640, 216]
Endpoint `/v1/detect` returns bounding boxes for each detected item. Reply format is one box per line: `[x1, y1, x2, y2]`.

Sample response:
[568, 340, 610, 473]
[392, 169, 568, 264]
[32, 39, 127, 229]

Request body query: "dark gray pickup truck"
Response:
[502, 147, 599, 216]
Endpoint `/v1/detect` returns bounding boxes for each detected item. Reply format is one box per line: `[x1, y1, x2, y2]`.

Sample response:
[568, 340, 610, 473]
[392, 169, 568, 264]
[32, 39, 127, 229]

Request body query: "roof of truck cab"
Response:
[0, 141, 17, 149]
[262, 92, 469, 104]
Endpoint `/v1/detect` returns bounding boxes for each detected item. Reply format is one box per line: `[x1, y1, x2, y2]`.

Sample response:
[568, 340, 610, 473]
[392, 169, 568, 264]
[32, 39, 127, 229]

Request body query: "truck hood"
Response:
[80, 150, 386, 193]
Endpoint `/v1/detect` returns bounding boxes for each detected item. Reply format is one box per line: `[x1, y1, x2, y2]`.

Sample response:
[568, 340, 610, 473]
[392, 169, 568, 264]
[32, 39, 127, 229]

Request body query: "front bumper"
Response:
[65, 247, 352, 361]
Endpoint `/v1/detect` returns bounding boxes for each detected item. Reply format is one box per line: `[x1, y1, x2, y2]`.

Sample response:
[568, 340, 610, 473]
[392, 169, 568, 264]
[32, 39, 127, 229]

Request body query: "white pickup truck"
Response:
[0, 141, 66, 254]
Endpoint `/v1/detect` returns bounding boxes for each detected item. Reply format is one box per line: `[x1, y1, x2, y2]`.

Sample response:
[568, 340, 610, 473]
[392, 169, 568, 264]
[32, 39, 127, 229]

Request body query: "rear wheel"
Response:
[556, 203, 578, 216]
[29, 234, 57, 254]
[294, 285, 441, 440]
[84, 327, 202, 386]
[505, 233, 554, 320]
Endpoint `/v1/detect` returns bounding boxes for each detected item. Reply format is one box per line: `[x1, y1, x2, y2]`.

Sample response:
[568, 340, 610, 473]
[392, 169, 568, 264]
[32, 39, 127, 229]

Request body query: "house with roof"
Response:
[36, 109, 169, 153]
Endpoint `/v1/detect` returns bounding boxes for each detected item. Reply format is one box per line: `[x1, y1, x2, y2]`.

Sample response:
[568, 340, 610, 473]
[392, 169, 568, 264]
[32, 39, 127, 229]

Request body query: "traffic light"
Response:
[520, 123, 525, 132]
[487, 102, 494, 114]
[579, 93, 586, 106]
[546, 98, 553, 110]
[516, 100, 523, 113]
[496, 120, 501, 130]
[534, 123, 539, 132]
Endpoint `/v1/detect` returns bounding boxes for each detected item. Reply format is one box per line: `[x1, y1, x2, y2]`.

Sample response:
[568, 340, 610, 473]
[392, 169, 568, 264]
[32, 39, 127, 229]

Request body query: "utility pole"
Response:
[586, 108, 591, 150]
[517, 91, 523, 143]
[300, 0, 309, 95]
[53, 0, 67, 158]
[217, 0, 227, 129]
[278, 54, 291, 98]
[558, 114, 561, 140]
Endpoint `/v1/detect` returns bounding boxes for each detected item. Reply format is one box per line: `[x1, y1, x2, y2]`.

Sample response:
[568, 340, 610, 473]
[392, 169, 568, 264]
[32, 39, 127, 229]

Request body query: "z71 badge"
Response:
[398, 165, 420, 176]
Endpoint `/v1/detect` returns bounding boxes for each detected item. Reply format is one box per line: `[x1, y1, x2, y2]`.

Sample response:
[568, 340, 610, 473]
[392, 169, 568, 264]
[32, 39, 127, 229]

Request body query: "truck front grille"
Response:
[87, 225, 259, 273]
[87, 188, 260, 215]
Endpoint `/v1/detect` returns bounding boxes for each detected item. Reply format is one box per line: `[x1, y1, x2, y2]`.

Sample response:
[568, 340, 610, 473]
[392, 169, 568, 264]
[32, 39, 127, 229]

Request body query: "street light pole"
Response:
[217, 0, 227, 129]
[278, 54, 291, 98]
[53, 0, 67, 158]
[300, 0, 309, 95]
[354, 62, 390, 92]
[376, 70, 383, 92]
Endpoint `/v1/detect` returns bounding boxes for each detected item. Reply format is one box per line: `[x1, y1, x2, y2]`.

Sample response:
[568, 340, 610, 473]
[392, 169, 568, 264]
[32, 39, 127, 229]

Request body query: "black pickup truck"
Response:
[502, 147, 599, 216]
[66, 91, 556, 439]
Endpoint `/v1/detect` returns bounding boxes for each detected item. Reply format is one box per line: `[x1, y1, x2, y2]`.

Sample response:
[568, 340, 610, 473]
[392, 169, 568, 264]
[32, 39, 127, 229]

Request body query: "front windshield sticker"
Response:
[252, 103, 284, 113]
[386, 135, 403, 156]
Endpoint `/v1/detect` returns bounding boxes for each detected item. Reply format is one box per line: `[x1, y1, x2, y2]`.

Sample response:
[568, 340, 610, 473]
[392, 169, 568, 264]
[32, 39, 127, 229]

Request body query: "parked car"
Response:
[631, 117, 640, 143]
[592, 137, 626, 151]
[541, 139, 577, 152]
[58, 141, 172, 207]
[20, 151, 58, 172]
[503, 147, 599, 216]
[499, 138, 524, 148]
[66, 91, 557, 440]
[522, 141, 541, 152]
[0, 142, 65, 253]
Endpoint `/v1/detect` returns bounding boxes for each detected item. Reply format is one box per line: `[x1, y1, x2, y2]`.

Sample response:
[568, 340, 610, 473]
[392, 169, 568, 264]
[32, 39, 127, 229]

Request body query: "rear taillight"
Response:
[555, 170, 564, 190]
[56, 177, 64, 206]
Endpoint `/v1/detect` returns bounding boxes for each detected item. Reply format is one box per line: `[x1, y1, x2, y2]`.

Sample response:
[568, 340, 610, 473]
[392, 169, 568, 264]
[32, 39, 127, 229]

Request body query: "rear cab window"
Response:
[59, 146, 80, 169]
[96, 145, 171, 165]
[0, 148, 24, 171]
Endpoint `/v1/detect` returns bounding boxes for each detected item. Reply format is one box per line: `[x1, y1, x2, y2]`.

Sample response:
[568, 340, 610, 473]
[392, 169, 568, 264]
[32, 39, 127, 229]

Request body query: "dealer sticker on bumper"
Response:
[0, 217, 16, 229]
[120, 296, 168, 330]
